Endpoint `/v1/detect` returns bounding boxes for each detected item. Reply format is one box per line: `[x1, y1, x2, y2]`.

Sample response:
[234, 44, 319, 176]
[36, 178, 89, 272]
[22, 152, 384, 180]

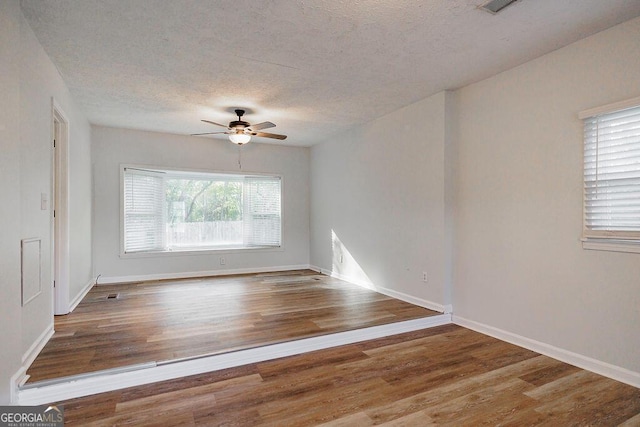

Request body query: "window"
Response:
[580, 97, 640, 252]
[123, 167, 281, 254]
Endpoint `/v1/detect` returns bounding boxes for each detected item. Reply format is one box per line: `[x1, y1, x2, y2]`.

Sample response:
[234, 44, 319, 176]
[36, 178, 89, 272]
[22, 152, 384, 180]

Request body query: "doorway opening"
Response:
[52, 100, 70, 315]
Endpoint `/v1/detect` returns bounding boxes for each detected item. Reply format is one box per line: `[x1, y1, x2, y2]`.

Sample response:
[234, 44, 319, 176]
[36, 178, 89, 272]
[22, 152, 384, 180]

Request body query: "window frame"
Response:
[579, 95, 640, 254]
[119, 164, 285, 258]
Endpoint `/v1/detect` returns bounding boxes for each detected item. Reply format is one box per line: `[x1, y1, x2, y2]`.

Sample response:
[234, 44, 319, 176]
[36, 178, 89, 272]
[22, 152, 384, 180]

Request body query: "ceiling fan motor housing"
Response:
[231, 109, 250, 132]
[230, 120, 250, 130]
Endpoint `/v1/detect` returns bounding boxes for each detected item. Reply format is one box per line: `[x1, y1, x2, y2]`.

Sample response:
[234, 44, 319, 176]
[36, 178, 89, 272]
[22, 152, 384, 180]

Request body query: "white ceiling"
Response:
[20, 0, 640, 146]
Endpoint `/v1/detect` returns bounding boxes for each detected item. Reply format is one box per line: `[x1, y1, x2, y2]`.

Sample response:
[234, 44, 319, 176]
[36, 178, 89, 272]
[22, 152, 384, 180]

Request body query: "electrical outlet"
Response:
[220, 257, 226, 265]
[339, 254, 344, 264]
[422, 271, 428, 282]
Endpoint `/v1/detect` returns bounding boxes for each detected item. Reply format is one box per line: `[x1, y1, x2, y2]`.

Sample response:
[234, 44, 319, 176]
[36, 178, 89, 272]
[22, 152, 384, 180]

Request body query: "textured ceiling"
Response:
[20, 0, 640, 146]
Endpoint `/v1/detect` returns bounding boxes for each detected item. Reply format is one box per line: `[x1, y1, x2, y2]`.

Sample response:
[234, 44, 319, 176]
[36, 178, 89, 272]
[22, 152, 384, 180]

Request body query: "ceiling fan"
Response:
[192, 109, 287, 145]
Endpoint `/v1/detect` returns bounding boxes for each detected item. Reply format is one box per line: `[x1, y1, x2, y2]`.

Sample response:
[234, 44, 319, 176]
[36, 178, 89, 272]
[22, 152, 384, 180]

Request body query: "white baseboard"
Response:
[96, 264, 312, 285]
[310, 265, 448, 313]
[453, 315, 640, 389]
[69, 278, 96, 312]
[18, 315, 451, 405]
[376, 287, 450, 314]
[21, 324, 54, 366]
[13, 323, 55, 402]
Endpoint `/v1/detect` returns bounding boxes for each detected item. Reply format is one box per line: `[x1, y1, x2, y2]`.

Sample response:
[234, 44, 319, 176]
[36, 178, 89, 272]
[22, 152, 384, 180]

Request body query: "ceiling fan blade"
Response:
[252, 131, 287, 140]
[248, 121, 276, 131]
[191, 131, 228, 136]
[201, 120, 228, 128]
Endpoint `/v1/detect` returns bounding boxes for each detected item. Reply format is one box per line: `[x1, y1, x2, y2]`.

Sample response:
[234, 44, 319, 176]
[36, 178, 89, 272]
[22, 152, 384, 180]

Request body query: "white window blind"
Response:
[583, 104, 640, 240]
[123, 167, 281, 253]
[243, 176, 282, 247]
[123, 168, 166, 252]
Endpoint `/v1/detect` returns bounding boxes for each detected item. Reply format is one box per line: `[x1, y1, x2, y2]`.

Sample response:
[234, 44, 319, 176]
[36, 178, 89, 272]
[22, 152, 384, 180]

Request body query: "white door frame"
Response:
[52, 99, 70, 315]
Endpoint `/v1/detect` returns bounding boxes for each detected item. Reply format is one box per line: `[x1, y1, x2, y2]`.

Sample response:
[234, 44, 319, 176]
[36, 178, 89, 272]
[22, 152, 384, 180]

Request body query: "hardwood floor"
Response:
[57, 324, 640, 426]
[26, 270, 439, 383]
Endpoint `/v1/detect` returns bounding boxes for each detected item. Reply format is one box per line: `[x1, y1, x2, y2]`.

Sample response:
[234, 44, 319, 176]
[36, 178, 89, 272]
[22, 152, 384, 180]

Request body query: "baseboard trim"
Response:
[18, 314, 451, 405]
[310, 265, 448, 313]
[13, 323, 55, 402]
[21, 324, 54, 366]
[96, 265, 312, 285]
[375, 287, 449, 314]
[69, 278, 96, 312]
[453, 315, 640, 389]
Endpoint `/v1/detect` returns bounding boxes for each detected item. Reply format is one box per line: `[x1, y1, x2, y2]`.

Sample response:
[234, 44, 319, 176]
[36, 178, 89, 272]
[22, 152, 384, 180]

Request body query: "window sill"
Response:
[581, 238, 640, 254]
[120, 246, 284, 259]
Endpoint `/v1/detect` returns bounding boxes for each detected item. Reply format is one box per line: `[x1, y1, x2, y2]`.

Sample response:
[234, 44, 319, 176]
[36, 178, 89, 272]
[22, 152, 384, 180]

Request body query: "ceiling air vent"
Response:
[480, 0, 519, 14]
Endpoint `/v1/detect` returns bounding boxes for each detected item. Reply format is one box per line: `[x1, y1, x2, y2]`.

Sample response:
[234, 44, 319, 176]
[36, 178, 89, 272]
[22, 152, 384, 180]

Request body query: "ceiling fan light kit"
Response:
[192, 109, 287, 145]
[228, 132, 251, 145]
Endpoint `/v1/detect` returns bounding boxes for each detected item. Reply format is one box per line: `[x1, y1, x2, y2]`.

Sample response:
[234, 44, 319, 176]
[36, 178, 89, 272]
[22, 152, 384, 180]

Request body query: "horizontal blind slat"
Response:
[585, 145, 640, 159]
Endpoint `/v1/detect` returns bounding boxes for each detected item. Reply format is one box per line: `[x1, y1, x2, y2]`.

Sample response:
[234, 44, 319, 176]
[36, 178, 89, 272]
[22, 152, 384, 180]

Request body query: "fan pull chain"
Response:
[238, 145, 242, 170]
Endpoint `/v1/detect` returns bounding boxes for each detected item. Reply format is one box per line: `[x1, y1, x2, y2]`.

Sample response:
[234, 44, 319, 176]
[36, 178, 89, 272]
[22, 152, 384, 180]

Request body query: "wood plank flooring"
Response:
[56, 324, 640, 426]
[26, 270, 439, 383]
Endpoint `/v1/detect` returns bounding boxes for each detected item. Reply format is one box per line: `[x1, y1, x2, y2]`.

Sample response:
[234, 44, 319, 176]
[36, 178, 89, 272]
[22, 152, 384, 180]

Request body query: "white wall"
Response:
[453, 17, 640, 373]
[19, 5, 93, 319]
[68, 113, 93, 301]
[310, 92, 453, 311]
[309, 16, 640, 380]
[0, 0, 25, 404]
[92, 126, 310, 280]
[0, 1, 92, 402]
